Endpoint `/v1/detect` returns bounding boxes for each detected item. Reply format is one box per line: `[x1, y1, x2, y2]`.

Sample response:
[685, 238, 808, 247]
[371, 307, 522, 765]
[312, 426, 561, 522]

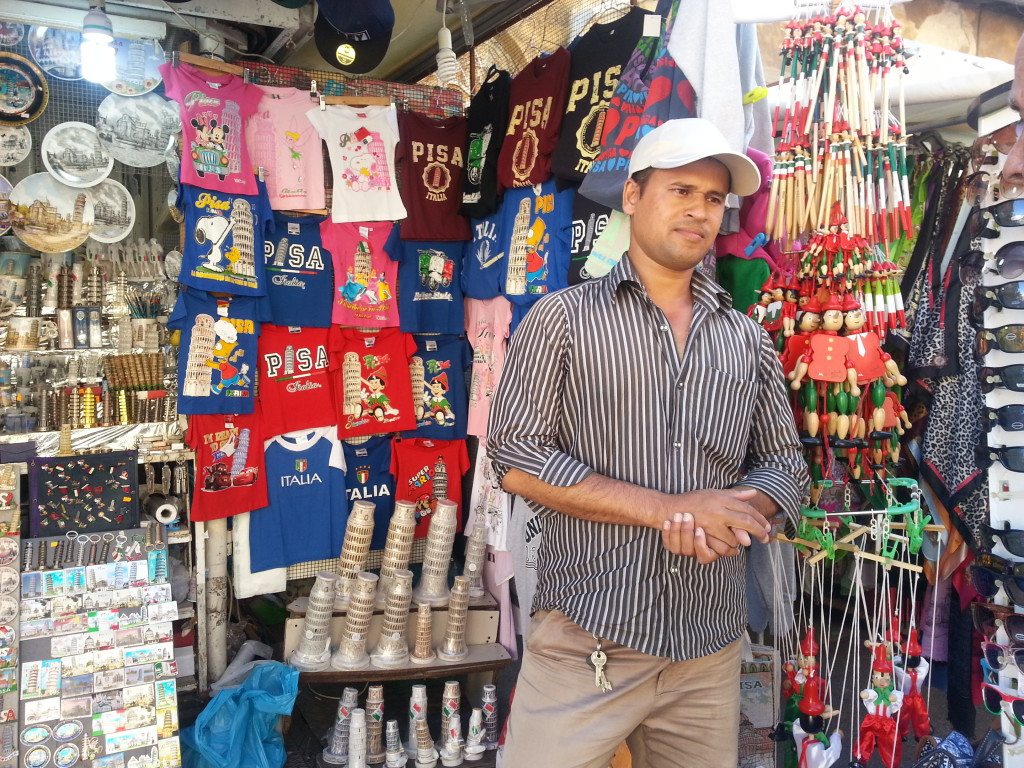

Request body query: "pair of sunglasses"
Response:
[969, 560, 1024, 604]
[959, 242, 1024, 285]
[971, 601, 1024, 643]
[967, 199, 1024, 240]
[967, 170, 1024, 209]
[982, 522, 1024, 558]
[974, 324, 1024, 359]
[970, 283, 1024, 328]
[986, 404, 1024, 432]
[983, 640, 1024, 676]
[982, 682, 1024, 726]
[976, 445, 1024, 473]
[979, 364, 1024, 393]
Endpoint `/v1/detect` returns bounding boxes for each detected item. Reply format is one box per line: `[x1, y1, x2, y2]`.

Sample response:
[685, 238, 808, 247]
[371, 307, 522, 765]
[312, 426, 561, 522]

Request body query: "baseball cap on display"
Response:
[314, 0, 395, 75]
[627, 118, 762, 197]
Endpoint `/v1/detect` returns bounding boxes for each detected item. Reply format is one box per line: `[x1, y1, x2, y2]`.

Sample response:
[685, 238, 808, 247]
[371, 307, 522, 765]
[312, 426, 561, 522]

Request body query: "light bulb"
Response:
[436, 26, 457, 85]
[82, 6, 113, 43]
[81, 38, 116, 83]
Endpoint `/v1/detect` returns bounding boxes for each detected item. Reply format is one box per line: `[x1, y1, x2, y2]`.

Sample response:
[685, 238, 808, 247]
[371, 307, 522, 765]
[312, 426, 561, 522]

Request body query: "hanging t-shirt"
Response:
[406, 335, 470, 440]
[390, 437, 470, 538]
[168, 288, 268, 415]
[500, 180, 574, 306]
[568, 194, 614, 285]
[249, 428, 347, 571]
[397, 111, 471, 241]
[462, 211, 506, 300]
[321, 220, 398, 327]
[343, 437, 396, 551]
[551, 9, 647, 185]
[465, 297, 512, 437]
[178, 181, 273, 296]
[461, 67, 511, 219]
[186, 413, 268, 521]
[330, 327, 418, 439]
[263, 213, 333, 327]
[257, 324, 335, 439]
[159, 61, 262, 195]
[496, 47, 571, 190]
[391, 232, 466, 334]
[465, 437, 511, 551]
[245, 85, 326, 211]
[306, 104, 407, 223]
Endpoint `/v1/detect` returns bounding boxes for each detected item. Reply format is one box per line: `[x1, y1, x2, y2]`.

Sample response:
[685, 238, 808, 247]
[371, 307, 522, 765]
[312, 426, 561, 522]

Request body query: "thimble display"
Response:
[412, 499, 458, 607]
[405, 685, 429, 759]
[410, 601, 436, 665]
[370, 569, 413, 668]
[464, 709, 485, 761]
[414, 715, 438, 768]
[322, 687, 360, 765]
[334, 500, 376, 609]
[439, 681, 460, 750]
[376, 501, 417, 607]
[481, 685, 498, 749]
[365, 685, 385, 765]
[462, 523, 487, 599]
[348, 708, 367, 768]
[330, 571, 378, 670]
[440, 711, 463, 767]
[384, 720, 405, 768]
[437, 576, 470, 662]
[290, 571, 337, 671]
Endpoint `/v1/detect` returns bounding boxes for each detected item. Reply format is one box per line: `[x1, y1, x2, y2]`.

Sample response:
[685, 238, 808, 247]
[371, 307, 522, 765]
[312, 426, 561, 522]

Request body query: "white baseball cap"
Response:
[628, 118, 762, 197]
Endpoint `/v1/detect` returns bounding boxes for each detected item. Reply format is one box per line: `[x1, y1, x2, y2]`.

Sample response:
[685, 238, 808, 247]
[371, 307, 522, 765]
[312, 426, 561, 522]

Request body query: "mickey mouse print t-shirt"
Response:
[306, 104, 407, 224]
[159, 61, 262, 195]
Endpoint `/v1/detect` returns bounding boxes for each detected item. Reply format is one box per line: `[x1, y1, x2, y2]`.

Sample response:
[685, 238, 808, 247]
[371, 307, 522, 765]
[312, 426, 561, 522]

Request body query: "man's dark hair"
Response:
[630, 167, 655, 194]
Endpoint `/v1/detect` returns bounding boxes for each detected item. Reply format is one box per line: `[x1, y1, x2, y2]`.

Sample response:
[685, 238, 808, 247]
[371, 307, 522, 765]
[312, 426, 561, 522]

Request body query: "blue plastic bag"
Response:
[181, 661, 298, 768]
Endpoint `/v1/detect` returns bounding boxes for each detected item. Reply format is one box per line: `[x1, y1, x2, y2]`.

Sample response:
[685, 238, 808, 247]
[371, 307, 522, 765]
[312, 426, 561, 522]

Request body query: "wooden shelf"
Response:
[296, 642, 512, 684]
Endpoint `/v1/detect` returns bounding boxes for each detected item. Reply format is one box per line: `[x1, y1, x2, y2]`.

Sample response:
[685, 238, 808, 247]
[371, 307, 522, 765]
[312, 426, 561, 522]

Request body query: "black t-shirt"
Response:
[568, 192, 613, 285]
[551, 8, 647, 185]
[460, 67, 511, 218]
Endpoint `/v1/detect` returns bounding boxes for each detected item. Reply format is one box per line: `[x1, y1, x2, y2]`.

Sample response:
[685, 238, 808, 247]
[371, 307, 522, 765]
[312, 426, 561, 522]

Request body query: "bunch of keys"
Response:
[587, 637, 612, 693]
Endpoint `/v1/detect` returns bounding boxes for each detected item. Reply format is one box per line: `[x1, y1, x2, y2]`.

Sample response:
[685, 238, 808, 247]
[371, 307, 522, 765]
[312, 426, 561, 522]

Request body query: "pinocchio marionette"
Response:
[776, 628, 827, 768]
[791, 673, 842, 768]
[853, 644, 904, 768]
[894, 627, 932, 741]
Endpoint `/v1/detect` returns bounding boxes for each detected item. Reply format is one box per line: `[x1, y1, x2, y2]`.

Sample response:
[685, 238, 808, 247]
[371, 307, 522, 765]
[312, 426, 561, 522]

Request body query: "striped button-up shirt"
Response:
[488, 255, 808, 661]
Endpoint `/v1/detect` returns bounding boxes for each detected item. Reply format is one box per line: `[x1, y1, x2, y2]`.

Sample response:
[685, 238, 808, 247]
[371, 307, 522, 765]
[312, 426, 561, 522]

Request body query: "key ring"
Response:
[89, 533, 101, 543]
[65, 531, 78, 541]
[103, 533, 115, 543]
[114, 532, 127, 547]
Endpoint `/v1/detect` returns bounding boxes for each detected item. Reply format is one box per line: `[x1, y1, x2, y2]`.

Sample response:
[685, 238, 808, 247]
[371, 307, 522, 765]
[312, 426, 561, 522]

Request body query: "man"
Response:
[488, 118, 808, 767]
[1000, 33, 1024, 187]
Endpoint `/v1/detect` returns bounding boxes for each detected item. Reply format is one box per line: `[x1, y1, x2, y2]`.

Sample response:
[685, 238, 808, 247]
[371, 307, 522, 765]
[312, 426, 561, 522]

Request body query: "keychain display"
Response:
[28, 451, 140, 537]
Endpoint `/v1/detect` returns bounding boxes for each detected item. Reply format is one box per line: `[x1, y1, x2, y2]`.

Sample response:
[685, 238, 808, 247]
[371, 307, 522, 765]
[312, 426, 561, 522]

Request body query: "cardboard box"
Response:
[739, 644, 780, 768]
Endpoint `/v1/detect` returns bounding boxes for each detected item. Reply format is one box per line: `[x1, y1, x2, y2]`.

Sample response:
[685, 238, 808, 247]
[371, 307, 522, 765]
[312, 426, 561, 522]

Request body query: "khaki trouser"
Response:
[498, 611, 741, 768]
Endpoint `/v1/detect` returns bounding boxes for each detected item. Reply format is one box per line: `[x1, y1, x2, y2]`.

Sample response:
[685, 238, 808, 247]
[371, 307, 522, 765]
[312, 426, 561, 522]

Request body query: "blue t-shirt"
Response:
[405, 334, 469, 440]
[343, 436, 396, 551]
[168, 287, 269, 415]
[500, 180, 573, 307]
[178, 180, 272, 296]
[249, 428, 347, 571]
[263, 213, 333, 327]
[461, 211, 505, 299]
[390, 228, 466, 334]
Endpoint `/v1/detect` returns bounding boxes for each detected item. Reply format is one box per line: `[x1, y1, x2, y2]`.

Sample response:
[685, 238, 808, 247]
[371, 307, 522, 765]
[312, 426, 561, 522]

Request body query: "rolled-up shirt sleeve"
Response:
[739, 330, 810, 523]
[487, 295, 593, 489]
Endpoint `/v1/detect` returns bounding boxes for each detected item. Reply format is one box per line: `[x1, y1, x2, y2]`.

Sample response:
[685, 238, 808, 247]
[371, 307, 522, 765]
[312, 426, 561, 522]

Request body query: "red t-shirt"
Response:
[496, 47, 571, 190]
[398, 111, 471, 241]
[390, 437, 470, 538]
[330, 327, 418, 439]
[186, 413, 269, 521]
[256, 324, 335, 439]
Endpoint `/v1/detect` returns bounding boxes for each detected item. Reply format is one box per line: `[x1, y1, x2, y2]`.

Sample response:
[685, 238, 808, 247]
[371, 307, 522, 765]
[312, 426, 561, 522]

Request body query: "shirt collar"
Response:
[603, 254, 734, 314]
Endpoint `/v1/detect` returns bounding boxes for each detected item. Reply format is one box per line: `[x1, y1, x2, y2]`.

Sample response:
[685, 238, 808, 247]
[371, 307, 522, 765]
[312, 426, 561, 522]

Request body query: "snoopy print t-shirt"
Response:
[306, 104, 407, 224]
[178, 181, 273, 296]
[159, 61, 262, 195]
[168, 287, 269, 415]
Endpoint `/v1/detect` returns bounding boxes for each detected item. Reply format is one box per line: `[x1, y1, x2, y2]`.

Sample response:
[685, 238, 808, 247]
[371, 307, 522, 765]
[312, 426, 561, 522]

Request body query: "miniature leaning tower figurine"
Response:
[464, 709, 485, 762]
[384, 720, 405, 768]
[405, 685, 429, 759]
[370, 569, 413, 668]
[376, 501, 417, 607]
[413, 499, 458, 607]
[365, 685, 386, 766]
[415, 714, 438, 768]
[348, 708, 368, 768]
[438, 576, 470, 662]
[410, 602, 436, 665]
[290, 571, 337, 672]
[321, 687, 359, 765]
[462, 523, 487, 599]
[440, 711, 464, 767]
[335, 500, 376, 609]
[331, 572, 378, 670]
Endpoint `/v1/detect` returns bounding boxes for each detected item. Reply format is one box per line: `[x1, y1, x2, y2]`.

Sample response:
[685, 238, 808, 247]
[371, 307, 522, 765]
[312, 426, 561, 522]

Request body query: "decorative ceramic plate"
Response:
[20, 725, 50, 746]
[0, 596, 16, 624]
[96, 92, 180, 168]
[24, 745, 50, 768]
[89, 178, 135, 243]
[0, 537, 15, 566]
[28, 26, 82, 80]
[41, 122, 113, 188]
[0, 125, 31, 165]
[54, 743, 80, 767]
[0, 24, 25, 48]
[10, 173, 94, 253]
[0, 567, 15, 594]
[101, 37, 164, 96]
[0, 52, 48, 127]
[0, 174, 11, 236]
[53, 720, 83, 743]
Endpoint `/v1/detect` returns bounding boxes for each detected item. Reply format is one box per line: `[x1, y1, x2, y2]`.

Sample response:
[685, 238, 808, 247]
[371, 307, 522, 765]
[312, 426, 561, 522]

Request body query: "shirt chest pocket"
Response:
[685, 366, 758, 465]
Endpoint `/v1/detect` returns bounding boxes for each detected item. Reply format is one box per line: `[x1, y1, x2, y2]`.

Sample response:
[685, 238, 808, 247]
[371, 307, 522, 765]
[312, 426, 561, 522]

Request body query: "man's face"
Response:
[622, 159, 730, 273]
[1001, 36, 1024, 187]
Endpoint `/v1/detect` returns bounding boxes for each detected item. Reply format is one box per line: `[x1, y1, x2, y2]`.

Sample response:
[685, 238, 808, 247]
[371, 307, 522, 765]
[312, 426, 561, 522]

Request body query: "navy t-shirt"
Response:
[263, 213, 333, 327]
[342, 436, 396, 551]
[168, 287, 270, 415]
[405, 334, 469, 440]
[500, 180, 574, 307]
[390, 227, 466, 334]
[462, 211, 505, 300]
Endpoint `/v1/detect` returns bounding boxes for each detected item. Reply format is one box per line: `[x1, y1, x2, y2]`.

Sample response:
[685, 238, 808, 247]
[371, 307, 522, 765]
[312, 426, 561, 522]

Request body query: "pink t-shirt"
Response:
[465, 296, 512, 437]
[245, 86, 326, 211]
[321, 220, 399, 328]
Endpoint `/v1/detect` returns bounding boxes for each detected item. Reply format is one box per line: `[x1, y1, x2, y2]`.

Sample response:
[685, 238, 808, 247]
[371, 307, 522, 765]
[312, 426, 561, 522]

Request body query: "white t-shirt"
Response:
[465, 438, 511, 551]
[306, 104, 407, 224]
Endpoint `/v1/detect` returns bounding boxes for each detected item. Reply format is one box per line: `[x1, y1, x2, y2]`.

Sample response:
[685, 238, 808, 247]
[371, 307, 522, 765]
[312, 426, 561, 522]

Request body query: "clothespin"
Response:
[319, 93, 326, 111]
[243, 68, 251, 84]
[171, 50, 180, 68]
[310, 79, 318, 99]
[257, 166, 265, 183]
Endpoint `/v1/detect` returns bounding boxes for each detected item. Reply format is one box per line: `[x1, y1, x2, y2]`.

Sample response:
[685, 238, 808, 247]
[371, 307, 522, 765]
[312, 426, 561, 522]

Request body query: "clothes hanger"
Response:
[171, 49, 249, 81]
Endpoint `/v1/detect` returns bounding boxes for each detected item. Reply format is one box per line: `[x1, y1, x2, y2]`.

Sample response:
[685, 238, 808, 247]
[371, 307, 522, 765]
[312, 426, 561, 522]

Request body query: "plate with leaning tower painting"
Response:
[41, 122, 114, 188]
[9, 173, 94, 253]
[96, 92, 180, 168]
[89, 178, 135, 244]
[0, 125, 31, 166]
